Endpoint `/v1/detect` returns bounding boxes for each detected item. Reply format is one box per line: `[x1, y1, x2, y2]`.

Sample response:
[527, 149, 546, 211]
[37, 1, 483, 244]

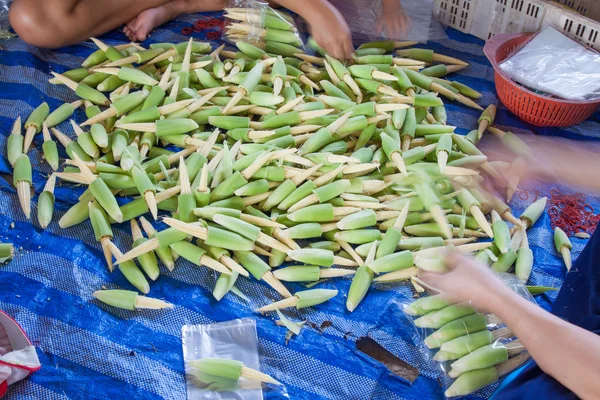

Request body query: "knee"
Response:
[9, 1, 71, 48]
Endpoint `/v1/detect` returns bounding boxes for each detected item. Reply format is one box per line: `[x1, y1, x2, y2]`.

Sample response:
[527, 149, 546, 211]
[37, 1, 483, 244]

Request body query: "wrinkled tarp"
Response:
[1, 11, 599, 400]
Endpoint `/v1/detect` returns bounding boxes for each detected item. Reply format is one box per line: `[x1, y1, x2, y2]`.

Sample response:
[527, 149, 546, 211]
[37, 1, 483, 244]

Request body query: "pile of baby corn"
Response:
[5, 35, 559, 394]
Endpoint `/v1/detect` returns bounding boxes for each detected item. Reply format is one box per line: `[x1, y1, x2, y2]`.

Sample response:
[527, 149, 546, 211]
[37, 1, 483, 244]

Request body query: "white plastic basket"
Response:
[433, 0, 600, 51]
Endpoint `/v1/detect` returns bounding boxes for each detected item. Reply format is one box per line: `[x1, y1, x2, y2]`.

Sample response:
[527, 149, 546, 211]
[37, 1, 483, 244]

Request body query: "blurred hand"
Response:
[377, 0, 411, 39]
[419, 251, 508, 312]
[478, 133, 600, 195]
[308, 1, 353, 60]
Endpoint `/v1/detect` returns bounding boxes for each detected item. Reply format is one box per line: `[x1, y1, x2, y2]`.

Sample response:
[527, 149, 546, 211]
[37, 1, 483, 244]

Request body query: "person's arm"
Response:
[420, 252, 600, 400]
[377, 0, 411, 39]
[480, 134, 600, 193]
[271, 0, 353, 60]
[9, 0, 173, 48]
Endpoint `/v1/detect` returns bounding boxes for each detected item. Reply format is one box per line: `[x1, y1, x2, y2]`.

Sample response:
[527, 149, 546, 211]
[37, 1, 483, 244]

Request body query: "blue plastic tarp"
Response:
[1, 12, 599, 400]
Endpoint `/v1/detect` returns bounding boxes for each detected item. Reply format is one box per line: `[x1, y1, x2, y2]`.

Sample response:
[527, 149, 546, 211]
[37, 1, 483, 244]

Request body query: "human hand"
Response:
[377, 0, 411, 39]
[478, 133, 600, 194]
[418, 251, 510, 312]
[307, 1, 353, 60]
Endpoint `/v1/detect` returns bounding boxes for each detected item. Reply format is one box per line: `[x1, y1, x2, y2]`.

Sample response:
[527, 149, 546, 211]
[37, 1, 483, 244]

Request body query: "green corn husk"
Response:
[142, 86, 166, 110]
[93, 289, 138, 310]
[117, 67, 158, 86]
[252, 166, 285, 182]
[450, 81, 482, 99]
[90, 178, 123, 223]
[74, 83, 110, 106]
[405, 294, 451, 316]
[415, 304, 476, 329]
[492, 219, 511, 254]
[516, 247, 534, 282]
[367, 250, 413, 273]
[81, 72, 110, 88]
[249, 92, 284, 107]
[210, 172, 248, 202]
[554, 226, 572, 252]
[440, 330, 495, 357]
[355, 123, 377, 149]
[520, 197, 547, 227]
[111, 129, 129, 160]
[312, 180, 350, 203]
[424, 314, 488, 349]
[59, 191, 93, 228]
[279, 181, 316, 210]
[77, 131, 100, 158]
[121, 106, 161, 124]
[235, 250, 270, 280]
[404, 223, 452, 237]
[113, 91, 149, 116]
[210, 197, 245, 210]
[42, 138, 59, 171]
[288, 249, 334, 267]
[284, 223, 322, 239]
[155, 119, 199, 137]
[273, 265, 321, 282]
[213, 214, 261, 241]
[263, 179, 296, 211]
[262, 111, 301, 130]
[133, 237, 160, 280]
[320, 80, 352, 101]
[213, 270, 239, 301]
[169, 240, 207, 267]
[337, 209, 377, 230]
[82, 49, 108, 68]
[451, 343, 509, 373]
[0, 243, 14, 263]
[492, 249, 517, 273]
[295, 289, 337, 309]
[153, 227, 188, 248]
[445, 367, 500, 398]
[347, 265, 374, 312]
[209, 116, 250, 130]
[447, 215, 478, 230]
[7, 124, 23, 167]
[25, 102, 50, 133]
[90, 124, 109, 148]
[334, 229, 381, 244]
[377, 228, 402, 258]
[45, 103, 77, 128]
[299, 127, 332, 155]
[205, 226, 255, 251]
[97, 75, 125, 92]
[385, 197, 424, 212]
[287, 203, 334, 223]
[527, 286, 558, 296]
[309, 241, 341, 252]
[14, 154, 31, 185]
[37, 188, 55, 229]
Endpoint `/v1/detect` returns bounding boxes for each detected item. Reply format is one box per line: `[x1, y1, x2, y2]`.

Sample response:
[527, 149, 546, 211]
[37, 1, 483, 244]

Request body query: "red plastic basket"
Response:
[484, 33, 600, 127]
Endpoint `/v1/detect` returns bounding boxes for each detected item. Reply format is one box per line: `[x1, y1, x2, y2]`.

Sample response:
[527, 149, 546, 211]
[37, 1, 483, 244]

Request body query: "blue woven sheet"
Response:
[1, 12, 599, 400]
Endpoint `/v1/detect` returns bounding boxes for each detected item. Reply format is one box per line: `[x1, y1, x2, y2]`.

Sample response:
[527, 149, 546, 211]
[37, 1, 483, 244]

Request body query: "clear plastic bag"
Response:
[396, 274, 533, 399]
[182, 318, 288, 399]
[499, 26, 600, 101]
[328, 0, 437, 44]
[224, 0, 305, 53]
[0, 0, 14, 40]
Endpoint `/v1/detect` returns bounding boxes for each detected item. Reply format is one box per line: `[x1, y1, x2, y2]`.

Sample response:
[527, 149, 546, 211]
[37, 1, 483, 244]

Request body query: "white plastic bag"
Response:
[499, 26, 600, 101]
[0, 311, 41, 398]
